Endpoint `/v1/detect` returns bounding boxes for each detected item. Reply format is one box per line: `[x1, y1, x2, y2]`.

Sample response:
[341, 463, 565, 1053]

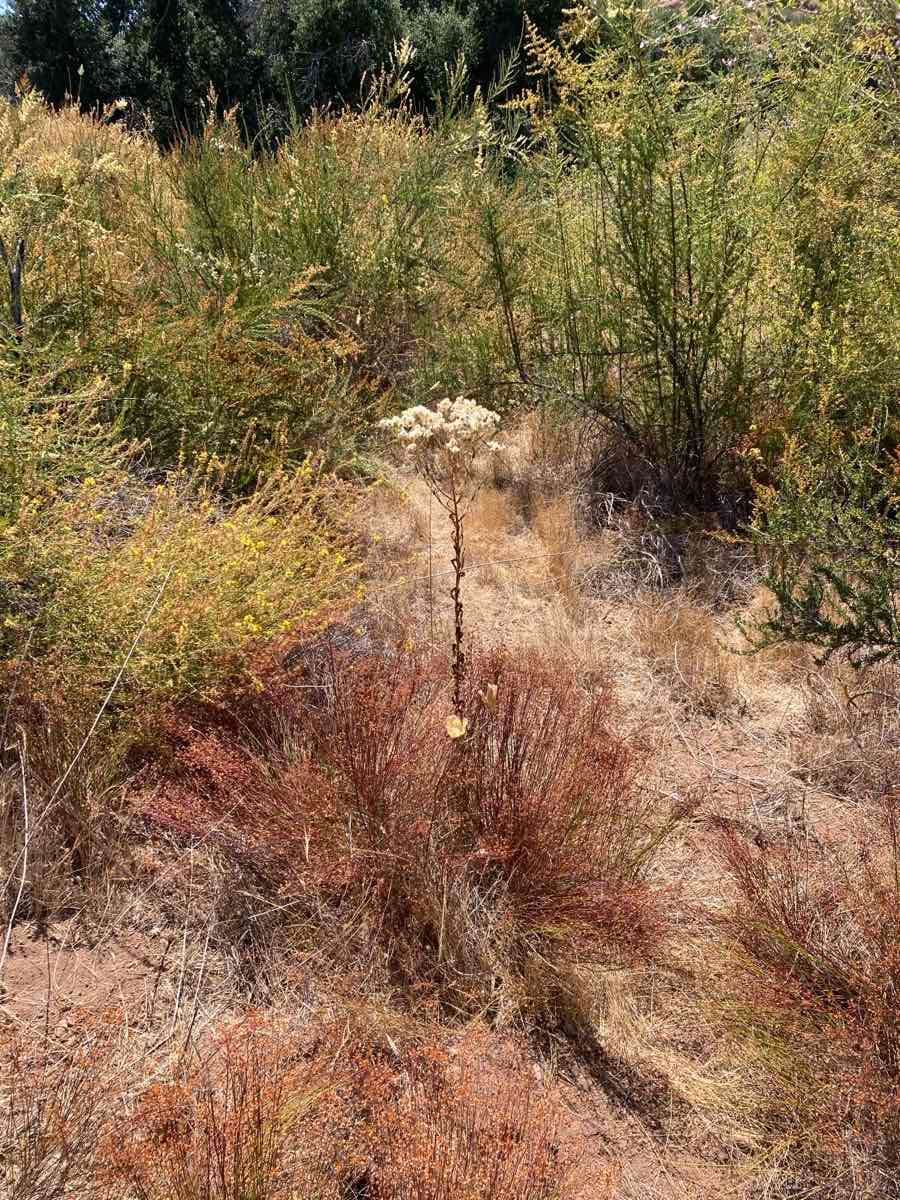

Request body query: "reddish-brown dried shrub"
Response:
[106, 1013, 367, 1200]
[147, 649, 683, 1025]
[373, 1045, 571, 1200]
[718, 803, 900, 1191]
[440, 659, 678, 964]
[102, 1014, 590, 1200]
[0, 1011, 123, 1200]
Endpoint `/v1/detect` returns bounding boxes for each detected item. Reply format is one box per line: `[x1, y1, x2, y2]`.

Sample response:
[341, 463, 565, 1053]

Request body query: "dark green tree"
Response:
[251, 0, 404, 111]
[403, 3, 478, 103]
[123, 0, 250, 143]
[4, 0, 119, 106]
[2, 0, 570, 140]
[3, 1, 251, 139]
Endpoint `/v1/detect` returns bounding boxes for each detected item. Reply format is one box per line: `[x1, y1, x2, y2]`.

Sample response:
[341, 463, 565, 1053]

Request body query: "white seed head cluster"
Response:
[381, 396, 502, 460]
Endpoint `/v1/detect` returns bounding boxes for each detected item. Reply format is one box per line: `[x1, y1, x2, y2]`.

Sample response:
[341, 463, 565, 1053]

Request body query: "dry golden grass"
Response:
[633, 601, 744, 718]
[531, 494, 586, 613]
[787, 658, 900, 802]
[491, 409, 591, 519]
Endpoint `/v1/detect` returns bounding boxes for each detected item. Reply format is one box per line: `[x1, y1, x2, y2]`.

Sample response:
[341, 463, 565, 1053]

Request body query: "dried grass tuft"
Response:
[634, 601, 743, 717]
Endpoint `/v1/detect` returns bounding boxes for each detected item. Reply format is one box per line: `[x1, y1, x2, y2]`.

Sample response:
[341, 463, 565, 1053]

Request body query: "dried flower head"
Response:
[381, 396, 503, 713]
[380, 396, 502, 504]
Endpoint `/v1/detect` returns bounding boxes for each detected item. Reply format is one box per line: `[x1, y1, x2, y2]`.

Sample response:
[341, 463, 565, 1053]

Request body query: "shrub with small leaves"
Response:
[4, 463, 358, 727]
[149, 650, 682, 1028]
[717, 801, 900, 1191]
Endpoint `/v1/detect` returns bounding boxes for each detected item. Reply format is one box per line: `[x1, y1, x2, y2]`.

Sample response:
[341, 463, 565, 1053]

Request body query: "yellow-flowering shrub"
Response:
[6, 463, 359, 719]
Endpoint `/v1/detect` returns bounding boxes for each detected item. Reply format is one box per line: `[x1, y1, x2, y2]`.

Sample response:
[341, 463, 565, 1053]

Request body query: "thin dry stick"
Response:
[46, 566, 174, 810]
[0, 235, 26, 338]
[170, 843, 195, 1037]
[449, 488, 466, 713]
[0, 732, 29, 982]
[428, 489, 435, 646]
[180, 918, 213, 1056]
[381, 398, 500, 714]
[0, 628, 34, 762]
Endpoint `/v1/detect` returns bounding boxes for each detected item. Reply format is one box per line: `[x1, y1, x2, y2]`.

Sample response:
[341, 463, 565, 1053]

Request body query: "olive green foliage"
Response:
[467, 0, 566, 82]
[4, 0, 250, 144]
[753, 429, 900, 666]
[467, 7, 887, 515]
[743, 5, 900, 662]
[524, 21, 768, 510]
[0, 82, 469, 480]
[0, 59, 500, 749]
[3, 0, 117, 108]
[0, 93, 374, 744]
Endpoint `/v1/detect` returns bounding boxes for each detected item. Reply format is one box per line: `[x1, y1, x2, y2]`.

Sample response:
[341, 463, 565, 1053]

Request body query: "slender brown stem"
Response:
[428, 490, 435, 646]
[449, 487, 465, 713]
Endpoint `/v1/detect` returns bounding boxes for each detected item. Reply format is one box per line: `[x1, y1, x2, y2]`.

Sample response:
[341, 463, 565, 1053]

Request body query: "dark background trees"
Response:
[2, 0, 120, 108]
[0, 0, 566, 141]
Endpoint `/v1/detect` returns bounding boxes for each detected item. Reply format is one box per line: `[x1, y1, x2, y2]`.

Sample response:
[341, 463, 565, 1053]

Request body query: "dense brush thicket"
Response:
[2, 1, 896, 659]
[1, 4, 900, 1197]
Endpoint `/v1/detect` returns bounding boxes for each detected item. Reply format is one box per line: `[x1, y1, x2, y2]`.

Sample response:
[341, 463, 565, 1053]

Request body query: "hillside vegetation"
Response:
[2, 3, 900, 1198]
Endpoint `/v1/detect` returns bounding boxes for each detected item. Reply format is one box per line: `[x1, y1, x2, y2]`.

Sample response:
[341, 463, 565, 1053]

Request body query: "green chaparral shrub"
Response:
[473, 7, 772, 513]
[751, 417, 900, 667]
[455, 0, 900, 528]
[0, 82, 478, 484]
[0, 375, 359, 919]
[3, 0, 118, 109]
[746, 4, 900, 663]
